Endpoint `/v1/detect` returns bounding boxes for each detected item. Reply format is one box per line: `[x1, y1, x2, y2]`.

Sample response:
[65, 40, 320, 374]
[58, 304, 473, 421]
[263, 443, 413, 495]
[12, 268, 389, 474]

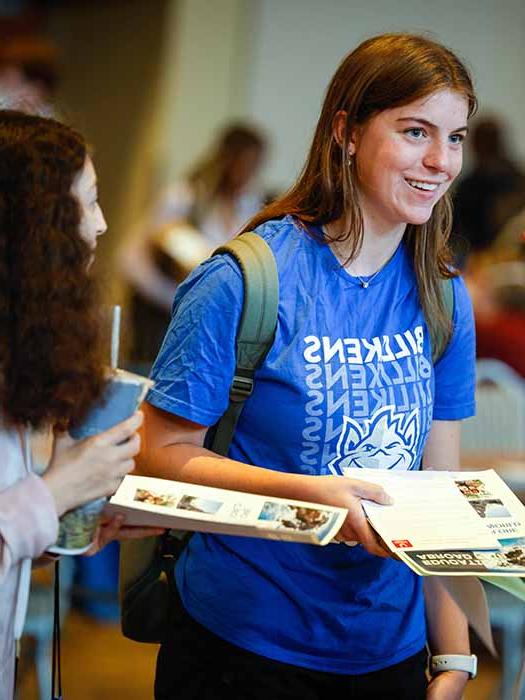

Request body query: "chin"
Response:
[403, 207, 435, 226]
[407, 215, 433, 226]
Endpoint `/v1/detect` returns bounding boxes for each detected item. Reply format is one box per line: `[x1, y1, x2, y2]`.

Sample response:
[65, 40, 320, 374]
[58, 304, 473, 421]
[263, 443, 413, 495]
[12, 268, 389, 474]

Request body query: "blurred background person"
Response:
[457, 116, 525, 377]
[452, 115, 525, 264]
[118, 122, 268, 372]
[491, 202, 525, 259]
[0, 33, 58, 115]
[465, 258, 525, 377]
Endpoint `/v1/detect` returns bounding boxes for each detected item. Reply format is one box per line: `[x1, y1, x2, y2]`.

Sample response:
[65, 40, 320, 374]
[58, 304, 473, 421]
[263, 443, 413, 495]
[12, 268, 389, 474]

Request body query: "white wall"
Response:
[158, 0, 258, 182]
[245, 0, 525, 190]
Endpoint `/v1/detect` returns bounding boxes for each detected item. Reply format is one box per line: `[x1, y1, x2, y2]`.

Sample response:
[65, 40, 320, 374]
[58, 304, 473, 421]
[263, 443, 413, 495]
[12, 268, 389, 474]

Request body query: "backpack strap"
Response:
[431, 277, 455, 364]
[207, 231, 279, 456]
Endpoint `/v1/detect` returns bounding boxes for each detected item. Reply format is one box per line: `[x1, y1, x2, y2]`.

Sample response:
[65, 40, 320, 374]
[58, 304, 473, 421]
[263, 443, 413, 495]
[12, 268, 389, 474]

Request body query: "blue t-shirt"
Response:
[148, 215, 476, 674]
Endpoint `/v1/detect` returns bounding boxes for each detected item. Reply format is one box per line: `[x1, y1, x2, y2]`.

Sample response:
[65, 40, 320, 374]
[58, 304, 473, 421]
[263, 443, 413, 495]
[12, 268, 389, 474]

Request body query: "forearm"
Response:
[424, 577, 470, 654]
[136, 440, 318, 503]
[136, 404, 395, 556]
[422, 420, 460, 471]
[423, 422, 470, 651]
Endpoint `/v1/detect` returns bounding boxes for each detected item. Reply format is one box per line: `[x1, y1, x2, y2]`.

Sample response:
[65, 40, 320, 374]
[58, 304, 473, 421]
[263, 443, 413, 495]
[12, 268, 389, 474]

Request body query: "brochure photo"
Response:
[343, 467, 525, 576]
[105, 475, 347, 546]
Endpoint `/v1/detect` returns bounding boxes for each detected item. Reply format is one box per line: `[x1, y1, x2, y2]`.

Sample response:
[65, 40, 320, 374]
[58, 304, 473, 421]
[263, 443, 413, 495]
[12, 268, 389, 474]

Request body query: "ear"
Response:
[332, 110, 356, 156]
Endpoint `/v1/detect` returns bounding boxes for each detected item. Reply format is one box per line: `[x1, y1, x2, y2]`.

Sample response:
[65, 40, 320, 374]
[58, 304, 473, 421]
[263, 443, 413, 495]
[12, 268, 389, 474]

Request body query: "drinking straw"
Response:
[110, 305, 121, 370]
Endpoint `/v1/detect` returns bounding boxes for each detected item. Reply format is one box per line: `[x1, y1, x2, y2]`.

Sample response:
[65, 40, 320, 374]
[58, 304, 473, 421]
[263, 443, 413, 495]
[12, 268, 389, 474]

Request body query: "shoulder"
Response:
[434, 273, 475, 370]
[173, 247, 245, 319]
[449, 274, 474, 325]
[178, 216, 315, 307]
[252, 215, 318, 263]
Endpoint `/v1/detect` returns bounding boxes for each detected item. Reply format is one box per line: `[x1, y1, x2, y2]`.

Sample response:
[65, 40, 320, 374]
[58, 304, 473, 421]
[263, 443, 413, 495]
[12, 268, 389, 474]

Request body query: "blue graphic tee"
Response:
[148, 215, 476, 673]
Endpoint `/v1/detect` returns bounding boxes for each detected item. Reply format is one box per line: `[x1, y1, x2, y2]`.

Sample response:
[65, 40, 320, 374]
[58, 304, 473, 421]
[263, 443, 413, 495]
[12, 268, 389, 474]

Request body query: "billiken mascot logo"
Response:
[328, 406, 419, 474]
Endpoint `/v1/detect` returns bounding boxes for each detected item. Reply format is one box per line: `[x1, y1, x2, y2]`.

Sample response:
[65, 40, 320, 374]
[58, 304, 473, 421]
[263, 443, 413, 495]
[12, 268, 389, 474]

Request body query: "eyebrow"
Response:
[396, 117, 469, 133]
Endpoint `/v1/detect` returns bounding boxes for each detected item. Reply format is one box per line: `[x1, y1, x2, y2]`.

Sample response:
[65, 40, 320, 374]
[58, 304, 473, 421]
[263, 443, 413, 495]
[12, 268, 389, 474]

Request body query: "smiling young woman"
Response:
[247, 33, 477, 356]
[140, 33, 478, 700]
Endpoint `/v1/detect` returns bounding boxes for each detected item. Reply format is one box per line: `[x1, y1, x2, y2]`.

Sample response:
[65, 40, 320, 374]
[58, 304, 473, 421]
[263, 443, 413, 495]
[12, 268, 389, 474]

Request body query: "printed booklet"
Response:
[105, 475, 346, 545]
[343, 467, 525, 576]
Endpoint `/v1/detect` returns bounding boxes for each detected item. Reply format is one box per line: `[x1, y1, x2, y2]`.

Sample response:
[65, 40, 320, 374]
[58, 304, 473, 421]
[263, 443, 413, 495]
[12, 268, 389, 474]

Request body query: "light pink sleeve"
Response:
[0, 473, 58, 580]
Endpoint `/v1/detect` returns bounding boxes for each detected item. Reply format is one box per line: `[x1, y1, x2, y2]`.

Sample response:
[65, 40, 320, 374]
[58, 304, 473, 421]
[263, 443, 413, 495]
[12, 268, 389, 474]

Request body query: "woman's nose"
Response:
[423, 141, 449, 172]
[97, 205, 108, 236]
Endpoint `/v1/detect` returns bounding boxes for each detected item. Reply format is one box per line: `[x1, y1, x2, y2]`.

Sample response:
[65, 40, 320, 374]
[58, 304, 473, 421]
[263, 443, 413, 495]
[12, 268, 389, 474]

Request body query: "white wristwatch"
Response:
[429, 654, 478, 679]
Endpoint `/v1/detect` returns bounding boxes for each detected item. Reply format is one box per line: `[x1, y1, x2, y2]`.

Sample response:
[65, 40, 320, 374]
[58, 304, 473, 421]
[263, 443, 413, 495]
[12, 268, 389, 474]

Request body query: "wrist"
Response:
[42, 471, 71, 517]
[429, 654, 477, 680]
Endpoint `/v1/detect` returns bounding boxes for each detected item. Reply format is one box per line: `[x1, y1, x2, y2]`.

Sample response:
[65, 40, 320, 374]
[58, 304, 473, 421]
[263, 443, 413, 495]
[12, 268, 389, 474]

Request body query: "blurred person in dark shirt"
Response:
[452, 116, 525, 263]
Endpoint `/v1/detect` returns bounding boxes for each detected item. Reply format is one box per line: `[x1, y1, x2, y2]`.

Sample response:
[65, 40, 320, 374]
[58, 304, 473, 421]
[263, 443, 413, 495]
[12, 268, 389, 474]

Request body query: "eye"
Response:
[385, 442, 401, 449]
[449, 133, 465, 145]
[362, 443, 375, 453]
[404, 127, 426, 140]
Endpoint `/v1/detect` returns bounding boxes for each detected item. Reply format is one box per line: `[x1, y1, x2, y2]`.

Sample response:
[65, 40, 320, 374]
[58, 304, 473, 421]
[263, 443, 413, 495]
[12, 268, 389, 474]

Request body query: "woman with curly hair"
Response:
[0, 110, 158, 698]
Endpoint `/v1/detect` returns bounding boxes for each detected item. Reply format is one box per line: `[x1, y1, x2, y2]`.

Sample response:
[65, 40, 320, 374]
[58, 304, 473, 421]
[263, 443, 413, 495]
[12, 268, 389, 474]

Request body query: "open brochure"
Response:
[105, 475, 346, 545]
[343, 467, 525, 576]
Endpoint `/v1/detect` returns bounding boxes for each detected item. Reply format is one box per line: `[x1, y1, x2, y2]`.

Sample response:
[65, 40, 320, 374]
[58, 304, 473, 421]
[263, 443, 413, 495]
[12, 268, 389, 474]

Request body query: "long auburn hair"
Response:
[243, 33, 477, 352]
[0, 110, 107, 429]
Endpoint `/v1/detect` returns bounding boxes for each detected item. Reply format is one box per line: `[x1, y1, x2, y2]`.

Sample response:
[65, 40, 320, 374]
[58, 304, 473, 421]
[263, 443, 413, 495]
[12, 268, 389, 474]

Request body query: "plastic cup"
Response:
[47, 369, 153, 555]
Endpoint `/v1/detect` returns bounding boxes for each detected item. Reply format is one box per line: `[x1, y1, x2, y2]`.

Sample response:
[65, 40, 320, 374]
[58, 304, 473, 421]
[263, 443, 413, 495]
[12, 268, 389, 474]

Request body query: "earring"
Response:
[347, 153, 353, 167]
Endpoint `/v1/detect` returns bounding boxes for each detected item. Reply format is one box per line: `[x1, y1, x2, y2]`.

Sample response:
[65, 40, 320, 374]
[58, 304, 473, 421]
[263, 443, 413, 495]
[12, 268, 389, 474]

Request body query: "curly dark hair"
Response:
[0, 110, 107, 429]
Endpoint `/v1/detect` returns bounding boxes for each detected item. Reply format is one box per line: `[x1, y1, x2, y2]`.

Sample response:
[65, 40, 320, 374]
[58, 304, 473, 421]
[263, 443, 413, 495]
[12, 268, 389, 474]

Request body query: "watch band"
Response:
[430, 654, 477, 679]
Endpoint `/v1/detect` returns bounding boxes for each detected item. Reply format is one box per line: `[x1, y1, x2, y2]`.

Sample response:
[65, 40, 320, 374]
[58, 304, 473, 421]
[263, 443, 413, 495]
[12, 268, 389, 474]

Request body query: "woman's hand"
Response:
[306, 475, 393, 558]
[426, 671, 469, 699]
[43, 412, 143, 517]
[84, 515, 165, 556]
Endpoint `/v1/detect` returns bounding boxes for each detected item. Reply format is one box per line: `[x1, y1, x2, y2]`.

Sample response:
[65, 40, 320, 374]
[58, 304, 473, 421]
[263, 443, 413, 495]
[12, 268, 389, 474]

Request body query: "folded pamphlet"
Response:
[105, 475, 346, 546]
[343, 467, 525, 577]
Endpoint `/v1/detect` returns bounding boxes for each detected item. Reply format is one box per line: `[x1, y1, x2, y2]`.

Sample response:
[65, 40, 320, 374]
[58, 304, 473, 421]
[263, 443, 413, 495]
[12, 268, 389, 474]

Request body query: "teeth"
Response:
[407, 180, 438, 191]
[407, 179, 438, 191]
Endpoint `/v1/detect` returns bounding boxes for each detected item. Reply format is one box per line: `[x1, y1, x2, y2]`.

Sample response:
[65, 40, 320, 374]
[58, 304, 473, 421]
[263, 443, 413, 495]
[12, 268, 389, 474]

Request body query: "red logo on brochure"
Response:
[392, 539, 412, 549]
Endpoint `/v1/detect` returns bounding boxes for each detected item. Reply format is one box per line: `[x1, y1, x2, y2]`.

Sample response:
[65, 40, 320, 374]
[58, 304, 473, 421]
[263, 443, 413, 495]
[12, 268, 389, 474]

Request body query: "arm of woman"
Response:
[136, 401, 393, 557]
[0, 413, 149, 579]
[422, 419, 471, 700]
[0, 473, 58, 581]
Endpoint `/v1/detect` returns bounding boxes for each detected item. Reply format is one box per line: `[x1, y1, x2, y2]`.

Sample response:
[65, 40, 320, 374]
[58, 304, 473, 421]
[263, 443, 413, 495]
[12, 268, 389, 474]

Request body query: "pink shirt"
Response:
[0, 420, 58, 699]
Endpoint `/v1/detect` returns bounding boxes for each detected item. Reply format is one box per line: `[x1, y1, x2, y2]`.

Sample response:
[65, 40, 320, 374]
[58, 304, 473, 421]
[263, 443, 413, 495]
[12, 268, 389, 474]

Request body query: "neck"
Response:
[326, 214, 406, 276]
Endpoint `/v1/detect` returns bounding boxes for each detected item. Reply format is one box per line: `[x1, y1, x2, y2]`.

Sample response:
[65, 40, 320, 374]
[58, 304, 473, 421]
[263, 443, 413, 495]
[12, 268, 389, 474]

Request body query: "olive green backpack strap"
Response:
[119, 231, 278, 644]
[206, 231, 279, 456]
[431, 278, 455, 364]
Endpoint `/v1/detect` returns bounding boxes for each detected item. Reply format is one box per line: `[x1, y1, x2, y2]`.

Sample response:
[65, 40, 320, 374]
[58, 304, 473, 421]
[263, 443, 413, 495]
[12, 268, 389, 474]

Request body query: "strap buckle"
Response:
[230, 373, 254, 401]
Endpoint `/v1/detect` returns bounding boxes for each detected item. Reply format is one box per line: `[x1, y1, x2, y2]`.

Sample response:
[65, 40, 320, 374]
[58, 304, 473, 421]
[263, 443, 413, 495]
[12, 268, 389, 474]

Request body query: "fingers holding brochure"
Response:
[307, 475, 394, 557]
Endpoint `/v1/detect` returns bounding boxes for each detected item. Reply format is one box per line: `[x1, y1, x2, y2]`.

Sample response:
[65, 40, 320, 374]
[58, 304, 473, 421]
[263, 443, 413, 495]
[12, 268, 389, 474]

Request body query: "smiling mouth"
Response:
[405, 179, 441, 192]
